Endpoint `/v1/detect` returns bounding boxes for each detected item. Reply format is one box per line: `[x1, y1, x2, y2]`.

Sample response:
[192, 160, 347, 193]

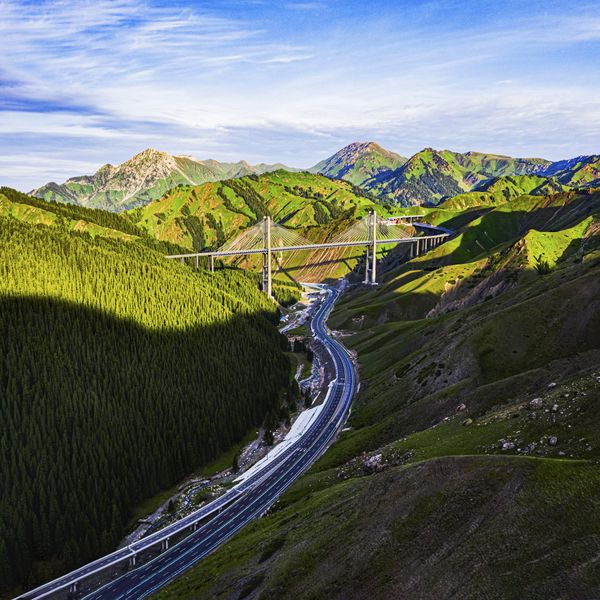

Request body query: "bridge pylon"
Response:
[370, 210, 377, 284]
[262, 216, 272, 297]
[364, 210, 378, 285]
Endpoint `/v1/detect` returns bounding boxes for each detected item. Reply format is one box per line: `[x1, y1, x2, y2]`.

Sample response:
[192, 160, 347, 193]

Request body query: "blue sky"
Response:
[1, 0, 599, 190]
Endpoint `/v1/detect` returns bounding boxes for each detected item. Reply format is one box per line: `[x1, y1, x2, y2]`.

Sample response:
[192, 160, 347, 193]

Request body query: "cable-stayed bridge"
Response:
[167, 211, 452, 294]
[16, 214, 451, 600]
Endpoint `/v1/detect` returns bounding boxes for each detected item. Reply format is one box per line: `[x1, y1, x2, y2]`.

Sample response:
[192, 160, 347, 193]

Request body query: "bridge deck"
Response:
[166, 233, 450, 259]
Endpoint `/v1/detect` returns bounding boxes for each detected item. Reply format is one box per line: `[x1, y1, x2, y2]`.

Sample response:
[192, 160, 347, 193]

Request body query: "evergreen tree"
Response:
[0, 211, 293, 590]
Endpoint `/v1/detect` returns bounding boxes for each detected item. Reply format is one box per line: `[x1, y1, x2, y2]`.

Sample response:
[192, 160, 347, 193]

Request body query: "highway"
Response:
[20, 284, 356, 599]
[86, 284, 355, 599]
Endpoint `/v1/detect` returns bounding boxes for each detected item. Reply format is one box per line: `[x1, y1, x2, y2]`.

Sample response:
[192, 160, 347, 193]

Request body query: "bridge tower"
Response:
[364, 211, 378, 285]
[370, 209, 378, 284]
[262, 216, 272, 297]
[363, 211, 371, 284]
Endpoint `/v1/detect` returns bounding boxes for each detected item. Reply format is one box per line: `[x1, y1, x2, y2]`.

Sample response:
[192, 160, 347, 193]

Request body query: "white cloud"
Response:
[0, 0, 599, 190]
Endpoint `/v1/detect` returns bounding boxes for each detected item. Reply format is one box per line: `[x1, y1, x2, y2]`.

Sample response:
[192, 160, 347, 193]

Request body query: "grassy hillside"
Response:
[347, 147, 597, 208]
[0, 199, 300, 597]
[364, 149, 551, 206]
[438, 174, 571, 211]
[130, 170, 405, 282]
[130, 170, 381, 248]
[0, 186, 183, 254]
[543, 154, 600, 188]
[154, 188, 600, 599]
[310, 142, 407, 186]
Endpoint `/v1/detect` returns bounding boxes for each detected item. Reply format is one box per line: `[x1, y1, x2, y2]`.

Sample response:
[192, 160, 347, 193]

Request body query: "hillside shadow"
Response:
[0, 294, 289, 591]
[433, 207, 491, 231]
[424, 193, 600, 269]
[558, 230, 600, 265]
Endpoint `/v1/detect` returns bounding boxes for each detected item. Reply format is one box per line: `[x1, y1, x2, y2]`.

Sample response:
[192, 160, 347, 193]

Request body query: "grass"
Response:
[151, 189, 600, 599]
[153, 453, 600, 600]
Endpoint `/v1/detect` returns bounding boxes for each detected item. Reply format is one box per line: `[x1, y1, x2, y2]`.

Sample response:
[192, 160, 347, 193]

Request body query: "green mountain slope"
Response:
[0, 186, 185, 254]
[32, 149, 296, 212]
[437, 174, 571, 211]
[130, 170, 381, 250]
[0, 200, 298, 596]
[310, 143, 597, 208]
[129, 170, 406, 282]
[154, 189, 600, 600]
[367, 148, 551, 206]
[310, 141, 407, 186]
[474, 173, 569, 195]
[543, 154, 600, 188]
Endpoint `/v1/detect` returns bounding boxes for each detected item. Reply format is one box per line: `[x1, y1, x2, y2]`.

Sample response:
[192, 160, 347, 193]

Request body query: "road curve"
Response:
[83, 284, 355, 599]
[18, 284, 354, 600]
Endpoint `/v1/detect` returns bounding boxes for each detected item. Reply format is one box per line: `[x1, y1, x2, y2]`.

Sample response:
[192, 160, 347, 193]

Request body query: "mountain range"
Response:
[315, 143, 599, 205]
[32, 148, 296, 212]
[31, 143, 600, 212]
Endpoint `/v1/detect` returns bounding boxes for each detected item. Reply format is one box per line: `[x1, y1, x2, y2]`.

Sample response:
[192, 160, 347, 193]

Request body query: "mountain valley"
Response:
[4, 144, 600, 600]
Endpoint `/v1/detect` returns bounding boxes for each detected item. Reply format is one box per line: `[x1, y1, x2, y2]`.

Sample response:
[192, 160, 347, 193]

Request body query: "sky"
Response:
[1, 0, 599, 190]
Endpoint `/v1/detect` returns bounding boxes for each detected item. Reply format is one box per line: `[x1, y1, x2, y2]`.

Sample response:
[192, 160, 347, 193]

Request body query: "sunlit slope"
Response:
[131, 170, 413, 282]
[342, 146, 598, 207]
[331, 189, 600, 328]
[309, 141, 407, 186]
[366, 148, 551, 205]
[439, 174, 572, 210]
[543, 154, 600, 188]
[32, 148, 297, 212]
[154, 189, 600, 600]
[130, 170, 382, 250]
[0, 186, 184, 254]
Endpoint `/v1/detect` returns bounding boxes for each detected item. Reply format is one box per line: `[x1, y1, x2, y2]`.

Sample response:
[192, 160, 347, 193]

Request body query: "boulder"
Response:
[362, 453, 384, 474]
[529, 398, 543, 409]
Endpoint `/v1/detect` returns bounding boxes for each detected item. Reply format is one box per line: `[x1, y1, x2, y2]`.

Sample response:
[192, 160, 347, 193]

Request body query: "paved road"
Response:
[86, 284, 355, 599]
[20, 284, 355, 600]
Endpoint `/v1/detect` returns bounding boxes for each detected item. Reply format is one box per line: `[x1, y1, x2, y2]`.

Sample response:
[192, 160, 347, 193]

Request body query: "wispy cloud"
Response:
[0, 0, 599, 190]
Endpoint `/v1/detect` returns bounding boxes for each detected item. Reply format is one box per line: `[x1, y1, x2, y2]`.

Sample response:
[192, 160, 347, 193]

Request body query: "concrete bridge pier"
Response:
[69, 582, 78, 594]
[261, 216, 273, 297]
[129, 554, 137, 568]
[363, 246, 370, 284]
[210, 254, 215, 273]
[161, 538, 170, 551]
[370, 210, 378, 284]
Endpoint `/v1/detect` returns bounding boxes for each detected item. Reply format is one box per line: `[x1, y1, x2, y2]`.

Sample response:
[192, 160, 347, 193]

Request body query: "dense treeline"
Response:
[0, 216, 291, 592]
[223, 179, 270, 222]
[0, 187, 184, 255]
